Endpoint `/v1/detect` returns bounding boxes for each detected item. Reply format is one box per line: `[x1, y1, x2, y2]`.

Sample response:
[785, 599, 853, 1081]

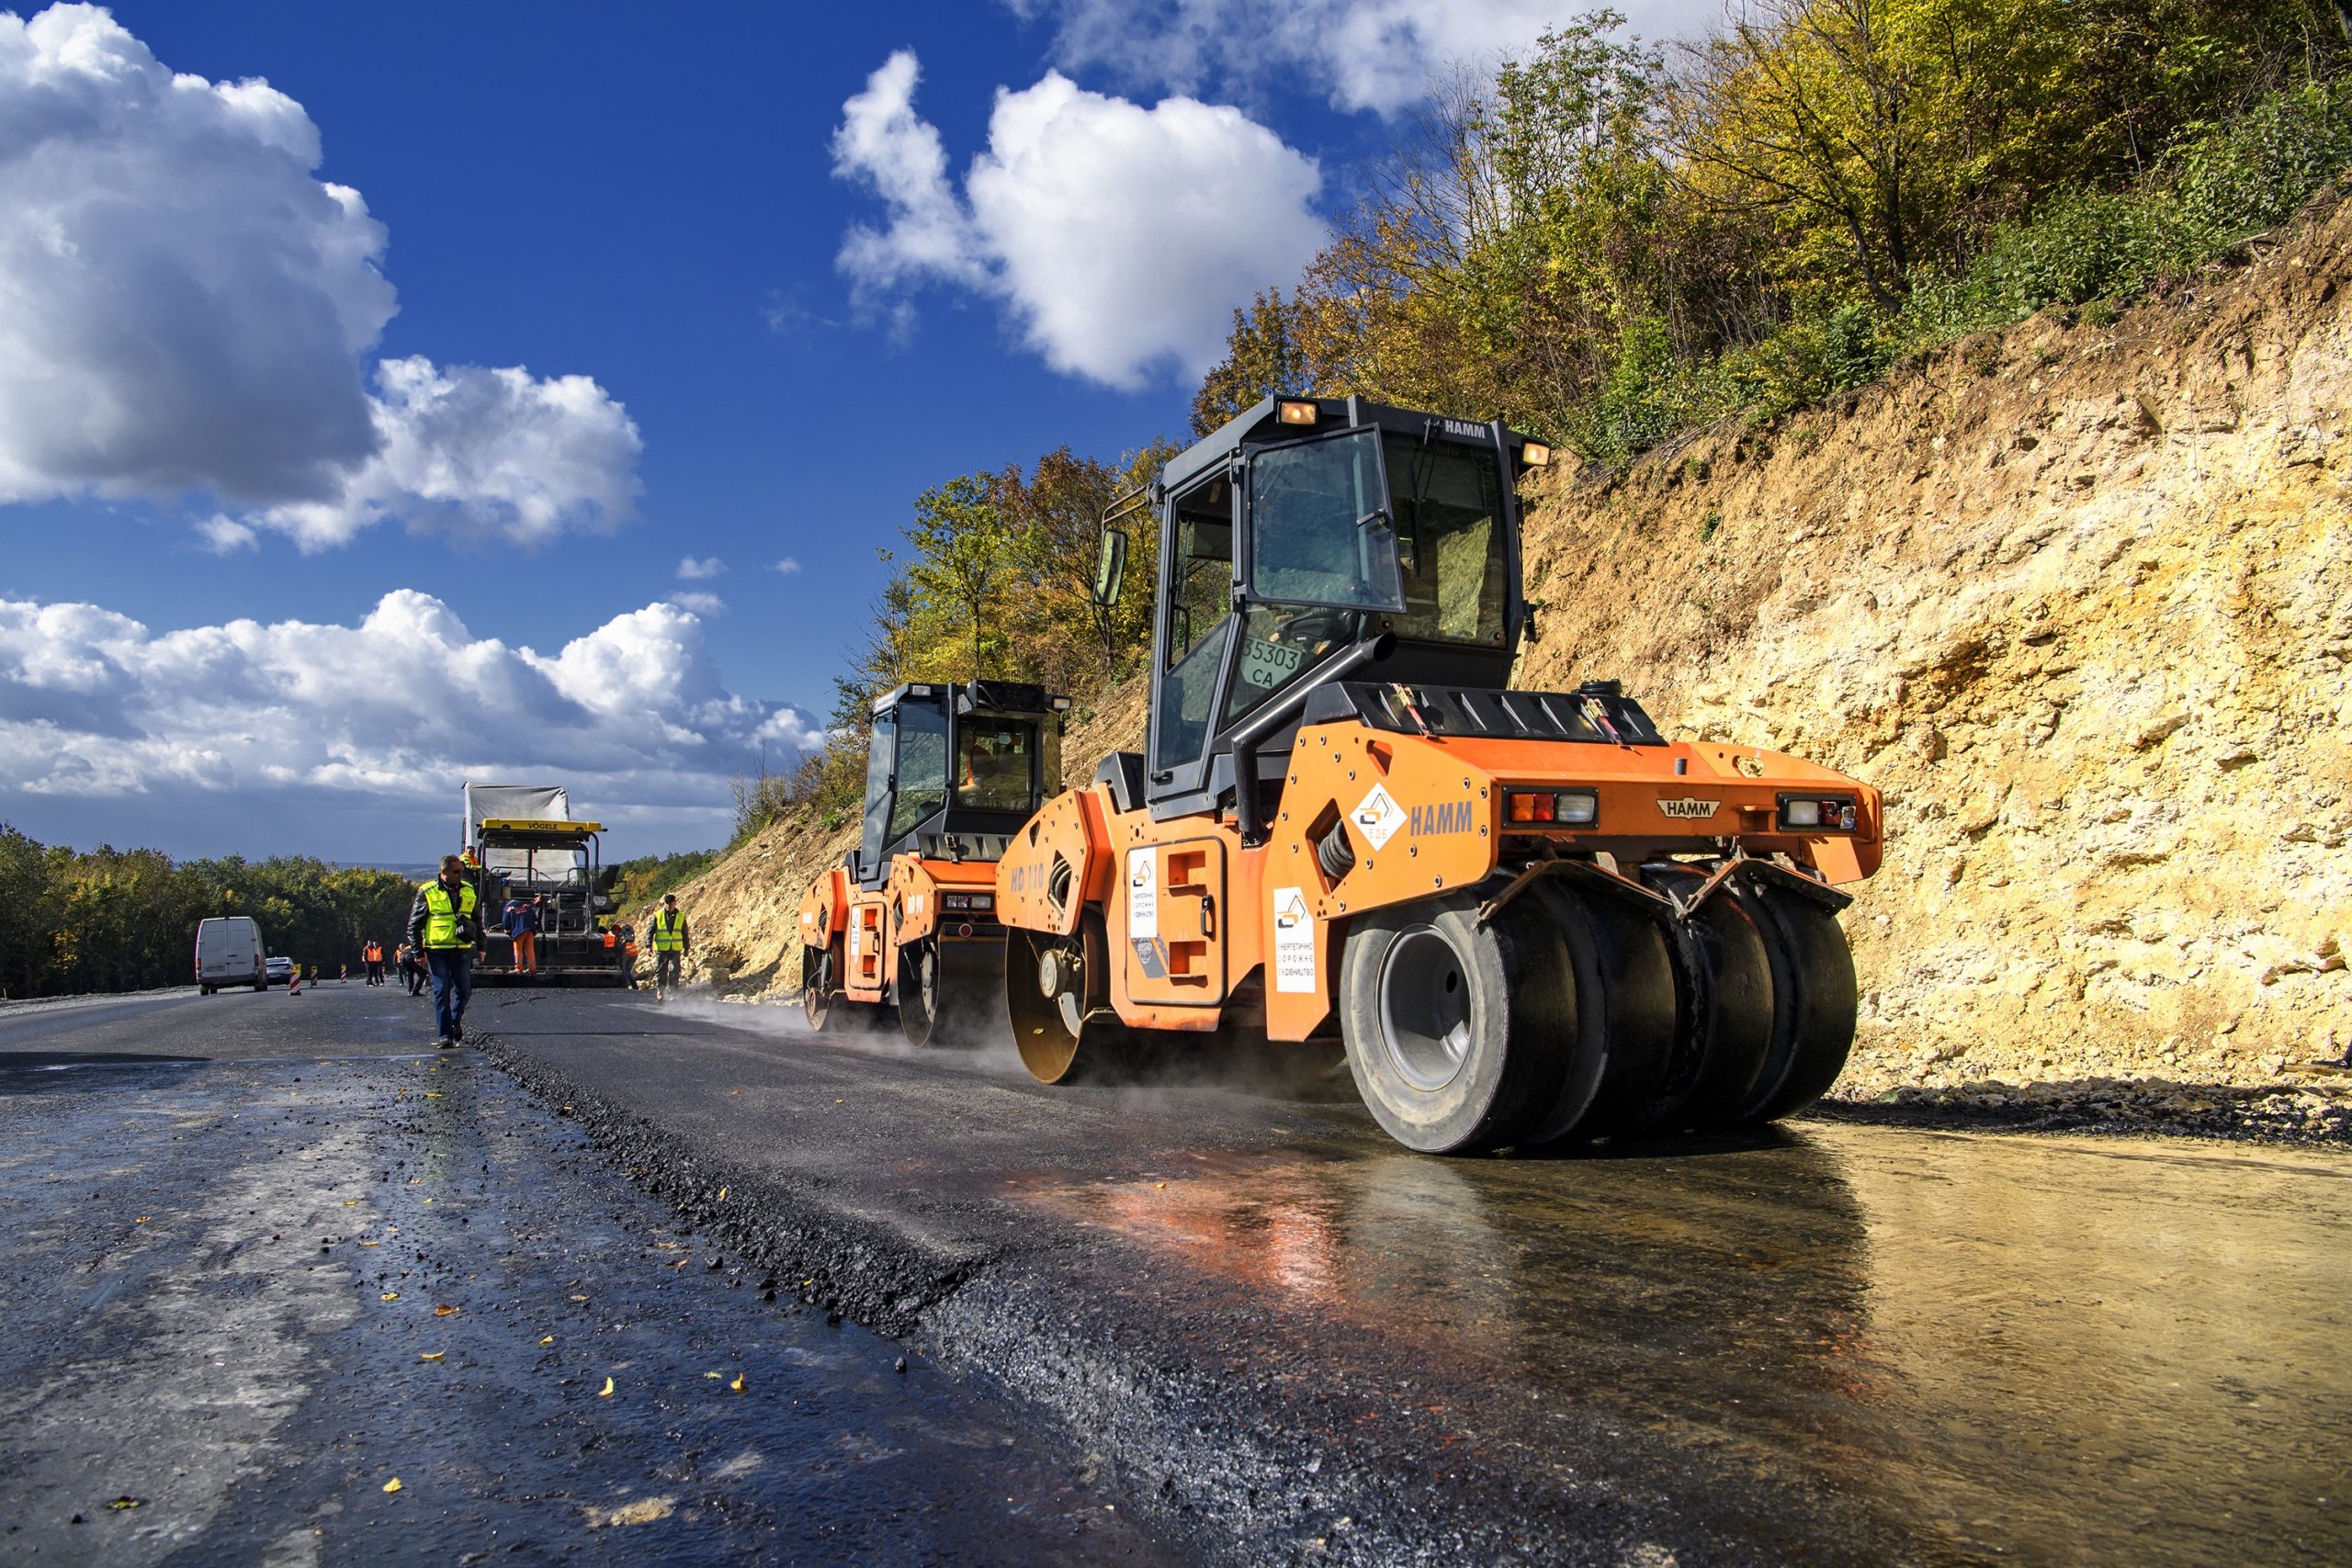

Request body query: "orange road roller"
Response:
[797, 680, 1069, 1046]
[993, 395, 1883, 1154]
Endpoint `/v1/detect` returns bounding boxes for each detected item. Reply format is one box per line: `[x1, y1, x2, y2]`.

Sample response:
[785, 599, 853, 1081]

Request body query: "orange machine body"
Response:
[797, 855, 1003, 1007]
[998, 714, 1882, 1043]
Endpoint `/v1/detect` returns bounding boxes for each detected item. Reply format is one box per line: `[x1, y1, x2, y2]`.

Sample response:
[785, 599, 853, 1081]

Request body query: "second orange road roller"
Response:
[992, 394, 1884, 1155]
[797, 680, 1069, 1046]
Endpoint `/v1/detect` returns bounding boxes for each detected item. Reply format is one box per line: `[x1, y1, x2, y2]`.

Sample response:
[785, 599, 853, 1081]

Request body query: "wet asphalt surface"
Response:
[6, 985, 2350, 1565]
[0, 985, 1164, 1566]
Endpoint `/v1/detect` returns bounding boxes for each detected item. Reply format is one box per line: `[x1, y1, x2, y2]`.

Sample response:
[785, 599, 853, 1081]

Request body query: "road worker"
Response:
[649, 893, 688, 1002]
[409, 853, 483, 1048]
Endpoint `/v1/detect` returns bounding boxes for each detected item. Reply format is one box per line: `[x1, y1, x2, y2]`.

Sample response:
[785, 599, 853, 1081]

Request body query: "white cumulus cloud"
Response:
[831, 51, 1325, 388]
[0, 4, 640, 548]
[664, 592, 727, 616]
[1006, 0, 1708, 115]
[0, 592, 821, 850]
[676, 555, 728, 580]
[770, 557, 802, 575]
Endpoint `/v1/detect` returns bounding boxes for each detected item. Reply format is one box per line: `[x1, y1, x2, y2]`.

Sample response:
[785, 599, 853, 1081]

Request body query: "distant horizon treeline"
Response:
[0, 824, 416, 998]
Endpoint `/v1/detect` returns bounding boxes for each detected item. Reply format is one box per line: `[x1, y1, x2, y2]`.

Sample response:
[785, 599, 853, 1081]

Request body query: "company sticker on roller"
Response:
[1657, 797, 1721, 819]
[1351, 784, 1409, 851]
[1125, 848, 1158, 939]
[1271, 886, 1315, 994]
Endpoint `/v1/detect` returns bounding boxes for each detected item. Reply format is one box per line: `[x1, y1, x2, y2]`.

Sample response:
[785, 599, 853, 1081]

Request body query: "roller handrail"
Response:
[1230, 632, 1396, 846]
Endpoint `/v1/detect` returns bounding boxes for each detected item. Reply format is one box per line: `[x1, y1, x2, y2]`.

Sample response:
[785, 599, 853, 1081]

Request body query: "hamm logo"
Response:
[1411, 801, 1476, 836]
[1657, 797, 1721, 819]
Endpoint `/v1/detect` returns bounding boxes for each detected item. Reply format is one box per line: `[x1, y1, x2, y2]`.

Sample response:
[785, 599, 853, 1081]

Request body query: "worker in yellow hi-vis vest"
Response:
[649, 892, 689, 1003]
[407, 853, 484, 1048]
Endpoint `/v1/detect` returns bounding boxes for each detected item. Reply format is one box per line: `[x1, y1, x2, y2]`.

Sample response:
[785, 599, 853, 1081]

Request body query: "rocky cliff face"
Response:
[1515, 199, 2352, 1099]
[670, 197, 2352, 1112]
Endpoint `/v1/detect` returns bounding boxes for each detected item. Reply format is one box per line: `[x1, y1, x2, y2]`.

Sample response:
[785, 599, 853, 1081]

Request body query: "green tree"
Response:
[903, 474, 1014, 679]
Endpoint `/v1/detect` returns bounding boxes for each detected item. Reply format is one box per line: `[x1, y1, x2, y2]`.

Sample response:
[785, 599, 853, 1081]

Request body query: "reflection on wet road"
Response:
[1027, 1126, 2351, 1563]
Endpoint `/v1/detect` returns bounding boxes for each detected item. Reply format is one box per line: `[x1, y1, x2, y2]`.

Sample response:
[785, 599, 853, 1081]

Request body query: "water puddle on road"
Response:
[1018, 1124, 2352, 1564]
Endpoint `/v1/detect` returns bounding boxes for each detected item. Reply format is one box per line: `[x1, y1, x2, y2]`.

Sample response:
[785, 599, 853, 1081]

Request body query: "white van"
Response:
[195, 916, 268, 994]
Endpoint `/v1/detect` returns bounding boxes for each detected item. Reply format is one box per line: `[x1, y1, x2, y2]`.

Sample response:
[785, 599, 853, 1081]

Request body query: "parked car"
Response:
[266, 956, 294, 987]
[196, 917, 268, 994]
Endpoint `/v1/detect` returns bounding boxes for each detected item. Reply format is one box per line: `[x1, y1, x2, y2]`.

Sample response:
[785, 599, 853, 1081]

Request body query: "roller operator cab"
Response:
[797, 681, 1069, 1046]
[994, 395, 1886, 1155]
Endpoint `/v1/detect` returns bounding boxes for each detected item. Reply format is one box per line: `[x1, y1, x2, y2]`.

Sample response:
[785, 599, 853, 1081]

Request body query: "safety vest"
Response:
[650, 909, 685, 952]
[422, 881, 478, 949]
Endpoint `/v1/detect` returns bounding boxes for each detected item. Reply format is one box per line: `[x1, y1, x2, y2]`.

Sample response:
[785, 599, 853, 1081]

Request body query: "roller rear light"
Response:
[1505, 789, 1598, 827]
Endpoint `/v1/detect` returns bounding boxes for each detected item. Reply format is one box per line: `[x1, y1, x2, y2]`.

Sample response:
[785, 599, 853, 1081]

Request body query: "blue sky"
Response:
[0, 0, 1707, 863]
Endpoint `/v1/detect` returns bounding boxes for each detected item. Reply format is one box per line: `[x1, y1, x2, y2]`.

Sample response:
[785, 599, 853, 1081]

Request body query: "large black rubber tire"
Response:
[1518, 881, 1679, 1145]
[1006, 919, 1134, 1083]
[1339, 894, 1572, 1155]
[1629, 865, 1774, 1134]
[1730, 885, 1860, 1124]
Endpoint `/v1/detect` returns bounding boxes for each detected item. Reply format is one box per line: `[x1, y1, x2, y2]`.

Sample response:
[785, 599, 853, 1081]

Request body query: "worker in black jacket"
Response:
[409, 854, 483, 1047]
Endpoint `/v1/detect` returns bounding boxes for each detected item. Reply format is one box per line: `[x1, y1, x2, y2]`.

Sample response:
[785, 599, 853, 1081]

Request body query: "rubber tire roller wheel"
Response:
[1516, 881, 1679, 1145]
[1339, 893, 1574, 1155]
[1625, 864, 1774, 1134]
[1730, 885, 1860, 1125]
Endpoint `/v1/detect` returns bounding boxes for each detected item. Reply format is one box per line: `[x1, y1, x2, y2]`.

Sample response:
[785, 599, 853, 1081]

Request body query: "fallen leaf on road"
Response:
[135, 1217, 149, 1224]
[597, 1377, 615, 1397]
[382, 1478, 401, 1494]
[671, 1258, 689, 1269]
[717, 1187, 727, 1200]
[539, 1336, 555, 1346]
[380, 1292, 399, 1302]
[729, 1373, 745, 1393]
[424, 1092, 441, 1099]
[106, 1496, 142, 1510]
[586, 1495, 674, 1528]
[343, 1200, 358, 1207]
[435, 1304, 458, 1316]
[419, 1352, 444, 1362]
[570, 1294, 588, 1303]
[834, 1099, 844, 1104]
[729, 1089, 741, 1096]
[360, 1241, 379, 1247]
[703, 1371, 721, 1380]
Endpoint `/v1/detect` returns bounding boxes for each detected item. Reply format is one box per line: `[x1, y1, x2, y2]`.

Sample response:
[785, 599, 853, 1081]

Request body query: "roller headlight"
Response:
[1778, 795, 1856, 831]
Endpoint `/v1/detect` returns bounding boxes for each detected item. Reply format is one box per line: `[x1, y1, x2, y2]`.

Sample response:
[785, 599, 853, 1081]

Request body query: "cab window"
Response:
[1379, 434, 1508, 647]
[1155, 478, 1235, 774]
[955, 716, 1038, 812]
[888, 700, 948, 842]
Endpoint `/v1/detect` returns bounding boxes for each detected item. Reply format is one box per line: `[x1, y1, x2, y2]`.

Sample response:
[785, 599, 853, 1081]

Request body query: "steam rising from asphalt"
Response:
[634, 991, 1032, 1079]
[633, 988, 1357, 1103]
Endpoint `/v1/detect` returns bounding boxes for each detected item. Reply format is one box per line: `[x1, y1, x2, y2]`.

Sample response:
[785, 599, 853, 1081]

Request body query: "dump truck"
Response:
[796, 682, 1069, 1044]
[993, 396, 1883, 1155]
[461, 782, 629, 987]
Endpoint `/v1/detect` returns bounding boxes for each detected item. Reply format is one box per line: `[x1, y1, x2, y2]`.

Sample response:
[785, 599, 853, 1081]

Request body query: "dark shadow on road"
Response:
[0, 1051, 208, 1095]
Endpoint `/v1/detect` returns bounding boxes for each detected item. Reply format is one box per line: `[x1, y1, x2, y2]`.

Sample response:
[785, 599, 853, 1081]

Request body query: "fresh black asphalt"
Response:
[6, 981, 2349, 1565]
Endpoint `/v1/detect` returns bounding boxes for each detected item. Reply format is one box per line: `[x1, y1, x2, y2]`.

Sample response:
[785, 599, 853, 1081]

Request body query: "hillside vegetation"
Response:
[664, 2, 2351, 1112]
